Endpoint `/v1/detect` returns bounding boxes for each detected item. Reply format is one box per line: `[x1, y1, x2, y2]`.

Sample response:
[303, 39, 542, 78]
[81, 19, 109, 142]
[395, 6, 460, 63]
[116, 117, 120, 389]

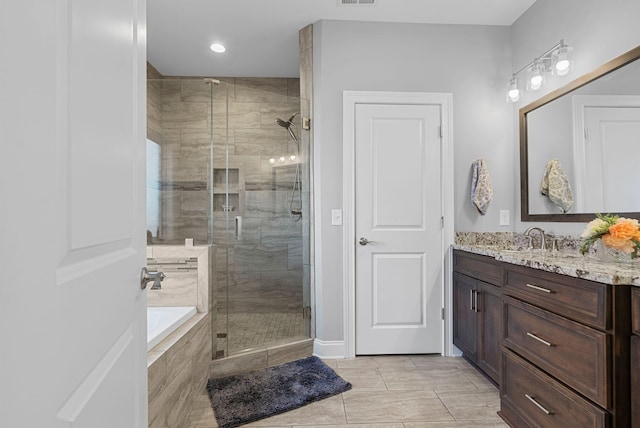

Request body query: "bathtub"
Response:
[147, 306, 197, 351]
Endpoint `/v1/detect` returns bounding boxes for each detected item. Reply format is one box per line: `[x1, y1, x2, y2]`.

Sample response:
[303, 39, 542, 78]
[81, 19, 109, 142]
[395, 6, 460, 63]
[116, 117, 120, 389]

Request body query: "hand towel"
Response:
[471, 159, 493, 215]
[540, 158, 573, 213]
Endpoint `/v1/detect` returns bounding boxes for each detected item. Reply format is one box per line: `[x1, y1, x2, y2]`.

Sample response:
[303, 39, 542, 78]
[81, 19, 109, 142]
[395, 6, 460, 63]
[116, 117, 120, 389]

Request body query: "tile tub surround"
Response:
[146, 245, 215, 427]
[146, 245, 215, 314]
[148, 312, 212, 428]
[453, 239, 640, 286]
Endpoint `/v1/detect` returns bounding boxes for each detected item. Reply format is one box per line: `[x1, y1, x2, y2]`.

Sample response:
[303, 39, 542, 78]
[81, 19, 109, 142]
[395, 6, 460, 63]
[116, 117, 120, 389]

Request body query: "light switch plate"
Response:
[331, 209, 343, 226]
[499, 210, 510, 226]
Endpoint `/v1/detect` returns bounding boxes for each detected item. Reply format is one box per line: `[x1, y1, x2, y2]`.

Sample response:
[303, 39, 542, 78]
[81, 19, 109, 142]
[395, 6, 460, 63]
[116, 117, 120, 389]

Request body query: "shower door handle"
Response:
[235, 216, 242, 240]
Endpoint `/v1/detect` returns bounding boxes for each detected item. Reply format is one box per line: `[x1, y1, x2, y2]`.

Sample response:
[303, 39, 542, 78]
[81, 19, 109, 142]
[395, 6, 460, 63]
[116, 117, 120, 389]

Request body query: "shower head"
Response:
[275, 112, 298, 129]
[275, 113, 299, 142]
[275, 118, 290, 129]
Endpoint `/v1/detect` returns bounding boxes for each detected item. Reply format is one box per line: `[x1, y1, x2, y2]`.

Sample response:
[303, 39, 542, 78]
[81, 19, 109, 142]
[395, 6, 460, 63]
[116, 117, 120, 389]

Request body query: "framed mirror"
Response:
[520, 45, 640, 222]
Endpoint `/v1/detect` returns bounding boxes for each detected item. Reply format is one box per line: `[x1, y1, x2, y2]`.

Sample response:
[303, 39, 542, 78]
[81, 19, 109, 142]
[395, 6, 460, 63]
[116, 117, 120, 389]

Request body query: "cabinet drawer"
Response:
[453, 250, 503, 286]
[503, 296, 608, 407]
[500, 348, 607, 428]
[505, 265, 608, 329]
[633, 288, 640, 336]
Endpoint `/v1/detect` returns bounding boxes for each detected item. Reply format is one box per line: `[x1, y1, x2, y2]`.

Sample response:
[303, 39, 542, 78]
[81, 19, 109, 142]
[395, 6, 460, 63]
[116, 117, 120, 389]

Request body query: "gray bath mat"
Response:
[207, 355, 351, 428]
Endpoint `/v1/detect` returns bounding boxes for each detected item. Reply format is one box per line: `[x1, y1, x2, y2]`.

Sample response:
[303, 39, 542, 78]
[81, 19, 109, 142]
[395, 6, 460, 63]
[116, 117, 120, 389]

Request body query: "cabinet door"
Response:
[453, 272, 477, 361]
[478, 281, 502, 383]
[632, 336, 640, 427]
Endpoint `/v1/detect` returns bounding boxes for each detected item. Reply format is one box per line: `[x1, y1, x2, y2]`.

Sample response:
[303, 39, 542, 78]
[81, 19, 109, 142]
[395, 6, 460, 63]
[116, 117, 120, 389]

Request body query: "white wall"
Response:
[511, 0, 640, 235]
[313, 20, 513, 342]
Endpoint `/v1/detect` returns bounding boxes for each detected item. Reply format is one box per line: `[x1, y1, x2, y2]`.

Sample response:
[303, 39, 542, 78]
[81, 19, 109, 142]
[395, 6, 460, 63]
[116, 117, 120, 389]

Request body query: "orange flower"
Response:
[602, 233, 636, 253]
[609, 218, 640, 244]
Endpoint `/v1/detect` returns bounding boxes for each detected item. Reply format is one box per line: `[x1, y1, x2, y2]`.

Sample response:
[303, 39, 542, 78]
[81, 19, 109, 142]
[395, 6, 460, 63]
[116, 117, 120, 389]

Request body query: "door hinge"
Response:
[439, 126, 443, 138]
[584, 126, 589, 140]
[440, 216, 444, 228]
[441, 308, 445, 320]
[302, 306, 311, 320]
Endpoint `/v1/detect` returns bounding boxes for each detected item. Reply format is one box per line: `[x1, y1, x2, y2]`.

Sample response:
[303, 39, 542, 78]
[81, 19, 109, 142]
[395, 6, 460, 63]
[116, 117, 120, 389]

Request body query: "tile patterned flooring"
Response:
[217, 312, 305, 355]
[188, 355, 508, 427]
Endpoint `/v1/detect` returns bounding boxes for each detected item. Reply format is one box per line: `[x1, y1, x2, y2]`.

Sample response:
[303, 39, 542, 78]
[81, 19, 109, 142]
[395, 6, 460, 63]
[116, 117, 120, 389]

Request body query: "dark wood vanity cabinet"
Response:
[632, 288, 640, 427]
[453, 250, 503, 383]
[499, 264, 631, 428]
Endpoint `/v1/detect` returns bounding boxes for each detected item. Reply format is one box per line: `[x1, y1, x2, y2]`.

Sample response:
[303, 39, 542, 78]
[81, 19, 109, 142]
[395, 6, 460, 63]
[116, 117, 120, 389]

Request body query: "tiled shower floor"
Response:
[216, 312, 305, 356]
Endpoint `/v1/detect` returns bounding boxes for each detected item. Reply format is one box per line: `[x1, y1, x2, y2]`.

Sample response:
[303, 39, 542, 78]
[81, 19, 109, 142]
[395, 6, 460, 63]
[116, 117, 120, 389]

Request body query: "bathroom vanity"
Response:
[453, 247, 637, 427]
[632, 287, 640, 427]
[453, 250, 504, 384]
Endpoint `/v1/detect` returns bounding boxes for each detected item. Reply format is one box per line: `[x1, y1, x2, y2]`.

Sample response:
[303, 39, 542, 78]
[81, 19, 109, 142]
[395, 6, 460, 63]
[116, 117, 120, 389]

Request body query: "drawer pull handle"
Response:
[525, 394, 553, 415]
[526, 283, 553, 293]
[527, 332, 553, 347]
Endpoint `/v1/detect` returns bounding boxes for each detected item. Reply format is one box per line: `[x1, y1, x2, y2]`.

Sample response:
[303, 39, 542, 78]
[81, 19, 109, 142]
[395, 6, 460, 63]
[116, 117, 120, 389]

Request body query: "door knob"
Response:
[359, 237, 374, 246]
[140, 267, 166, 290]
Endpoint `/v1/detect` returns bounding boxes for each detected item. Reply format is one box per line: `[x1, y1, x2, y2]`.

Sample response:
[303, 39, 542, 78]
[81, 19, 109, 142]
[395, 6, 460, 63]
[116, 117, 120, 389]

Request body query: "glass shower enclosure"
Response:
[146, 76, 310, 359]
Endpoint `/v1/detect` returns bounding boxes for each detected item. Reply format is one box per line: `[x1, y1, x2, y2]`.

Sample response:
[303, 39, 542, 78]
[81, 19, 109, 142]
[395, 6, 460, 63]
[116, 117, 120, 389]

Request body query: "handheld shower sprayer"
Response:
[275, 113, 302, 220]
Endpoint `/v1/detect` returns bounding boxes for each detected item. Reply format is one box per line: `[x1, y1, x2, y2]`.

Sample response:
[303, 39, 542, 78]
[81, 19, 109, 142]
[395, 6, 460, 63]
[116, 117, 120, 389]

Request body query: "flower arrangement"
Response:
[580, 213, 640, 259]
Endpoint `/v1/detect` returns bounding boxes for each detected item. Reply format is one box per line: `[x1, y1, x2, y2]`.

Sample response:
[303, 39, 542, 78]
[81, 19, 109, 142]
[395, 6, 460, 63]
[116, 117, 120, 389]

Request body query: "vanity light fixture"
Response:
[506, 39, 574, 103]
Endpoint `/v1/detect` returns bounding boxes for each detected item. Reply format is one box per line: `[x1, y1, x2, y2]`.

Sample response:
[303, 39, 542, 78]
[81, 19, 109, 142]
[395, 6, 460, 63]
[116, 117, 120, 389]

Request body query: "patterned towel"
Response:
[540, 158, 573, 213]
[471, 159, 493, 215]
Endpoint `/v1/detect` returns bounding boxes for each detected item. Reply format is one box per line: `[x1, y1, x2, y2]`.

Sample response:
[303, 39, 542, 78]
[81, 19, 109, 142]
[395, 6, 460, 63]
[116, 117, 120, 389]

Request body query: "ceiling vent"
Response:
[338, 0, 376, 6]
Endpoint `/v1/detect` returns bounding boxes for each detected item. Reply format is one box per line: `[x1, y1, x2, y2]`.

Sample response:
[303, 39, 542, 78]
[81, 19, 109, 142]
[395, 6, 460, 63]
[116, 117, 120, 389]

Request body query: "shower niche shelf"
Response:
[212, 168, 243, 213]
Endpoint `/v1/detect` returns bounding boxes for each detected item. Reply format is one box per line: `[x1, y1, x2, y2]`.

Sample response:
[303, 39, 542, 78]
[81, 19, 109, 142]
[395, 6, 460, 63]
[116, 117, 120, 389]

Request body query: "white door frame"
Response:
[342, 91, 454, 358]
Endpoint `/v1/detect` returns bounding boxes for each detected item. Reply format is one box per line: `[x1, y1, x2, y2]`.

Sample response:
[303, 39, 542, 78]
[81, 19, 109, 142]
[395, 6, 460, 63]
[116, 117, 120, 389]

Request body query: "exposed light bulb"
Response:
[552, 42, 573, 76]
[527, 61, 546, 91]
[290, 155, 296, 161]
[279, 156, 285, 162]
[506, 76, 520, 103]
[530, 75, 543, 88]
[269, 158, 275, 164]
[555, 59, 570, 75]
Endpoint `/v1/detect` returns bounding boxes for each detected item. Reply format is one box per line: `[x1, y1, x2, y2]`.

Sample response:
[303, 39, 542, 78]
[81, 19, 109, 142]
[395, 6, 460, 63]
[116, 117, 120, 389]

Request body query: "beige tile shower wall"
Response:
[158, 77, 217, 244]
[148, 313, 211, 428]
[146, 68, 302, 316]
[147, 63, 162, 144]
[211, 77, 302, 315]
[299, 24, 314, 337]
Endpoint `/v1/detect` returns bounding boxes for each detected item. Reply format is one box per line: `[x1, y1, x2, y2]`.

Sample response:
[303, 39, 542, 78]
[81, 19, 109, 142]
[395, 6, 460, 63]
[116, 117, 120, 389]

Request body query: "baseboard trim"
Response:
[313, 339, 345, 359]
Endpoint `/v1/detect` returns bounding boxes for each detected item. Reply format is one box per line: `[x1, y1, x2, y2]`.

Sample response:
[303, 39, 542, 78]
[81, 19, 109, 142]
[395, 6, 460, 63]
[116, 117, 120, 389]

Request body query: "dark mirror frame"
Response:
[520, 44, 640, 222]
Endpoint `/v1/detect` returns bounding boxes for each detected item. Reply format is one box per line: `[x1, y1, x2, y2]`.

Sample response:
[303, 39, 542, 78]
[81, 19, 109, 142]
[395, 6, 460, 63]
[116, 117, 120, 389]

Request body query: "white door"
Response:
[355, 103, 443, 355]
[0, 1, 147, 427]
[576, 106, 640, 212]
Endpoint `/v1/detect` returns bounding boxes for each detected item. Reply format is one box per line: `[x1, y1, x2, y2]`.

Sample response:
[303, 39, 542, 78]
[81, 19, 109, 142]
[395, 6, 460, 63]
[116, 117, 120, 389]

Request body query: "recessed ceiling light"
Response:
[210, 43, 226, 53]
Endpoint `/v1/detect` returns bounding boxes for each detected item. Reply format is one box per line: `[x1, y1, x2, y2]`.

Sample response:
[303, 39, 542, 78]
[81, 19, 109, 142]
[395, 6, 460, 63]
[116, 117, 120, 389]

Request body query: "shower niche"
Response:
[213, 168, 243, 213]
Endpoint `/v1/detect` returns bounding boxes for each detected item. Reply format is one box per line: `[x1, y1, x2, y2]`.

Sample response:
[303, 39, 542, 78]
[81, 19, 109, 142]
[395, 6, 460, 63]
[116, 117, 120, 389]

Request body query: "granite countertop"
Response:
[453, 244, 640, 287]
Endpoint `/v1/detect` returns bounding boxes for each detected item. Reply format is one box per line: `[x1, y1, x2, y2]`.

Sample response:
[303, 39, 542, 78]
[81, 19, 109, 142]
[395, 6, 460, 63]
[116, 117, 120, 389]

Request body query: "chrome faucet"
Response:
[140, 267, 166, 290]
[150, 271, 166, 290]
[524, 227, 547, 250]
